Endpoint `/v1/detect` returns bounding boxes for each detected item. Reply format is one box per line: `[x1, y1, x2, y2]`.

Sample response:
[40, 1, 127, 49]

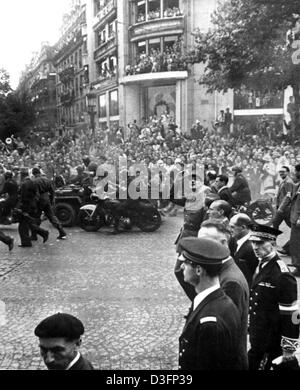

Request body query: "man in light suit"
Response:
[229, 213, 259, 288]
[178, 237, 244, 370]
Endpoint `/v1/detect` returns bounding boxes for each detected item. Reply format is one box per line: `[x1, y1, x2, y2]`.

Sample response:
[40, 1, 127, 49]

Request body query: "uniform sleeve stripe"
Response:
[200, 317, 217, 324]
[279, 304, 299, 311]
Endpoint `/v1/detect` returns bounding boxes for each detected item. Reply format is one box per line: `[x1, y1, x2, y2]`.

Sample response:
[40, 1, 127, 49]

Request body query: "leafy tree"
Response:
[0, 68, 12, 96]
[190, 0, 300, 127]
[0, 70, 35, 140]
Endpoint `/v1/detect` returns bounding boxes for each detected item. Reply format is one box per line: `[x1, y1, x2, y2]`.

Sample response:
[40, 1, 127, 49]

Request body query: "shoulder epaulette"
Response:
[277, 260, 289, 273]
[200, 316, 217, 324]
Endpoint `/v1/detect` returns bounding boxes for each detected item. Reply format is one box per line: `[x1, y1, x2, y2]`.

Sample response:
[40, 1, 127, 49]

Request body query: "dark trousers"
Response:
[0, 229, 12, 246]
[290, 224, 300, 269]
[33, 201, 65, 238]
[272, 210, 291, 229]
[18, 214, 48, 246]
[248, 345, 281, 370]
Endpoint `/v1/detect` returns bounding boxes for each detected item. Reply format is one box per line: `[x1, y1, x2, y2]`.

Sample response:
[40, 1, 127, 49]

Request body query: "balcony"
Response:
[129, 15, 184, 42]
[60, 89, 75, 106]
[120, 70, 188, 86]
[94, 0, 117, 30]
[92, 68, 118, 90]
[94, 35, 117, 61]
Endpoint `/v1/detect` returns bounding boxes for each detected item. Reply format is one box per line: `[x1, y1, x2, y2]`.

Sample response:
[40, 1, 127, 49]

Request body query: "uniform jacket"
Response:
[179, 288, 243, 370]
[69, 355, 94, 370]
[276, 176, 294, 213]
[34, 176, 55, 205]
[234, 239, 259, 288]
[249, 254, 299, 353]
[175, 257, 249, 369]
[229, 173, 251, 204]
[20, 177, 39, 213]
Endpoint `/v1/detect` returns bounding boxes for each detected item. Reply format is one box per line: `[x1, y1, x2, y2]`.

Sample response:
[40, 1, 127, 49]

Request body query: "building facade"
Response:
[53, 0, 89, 133]
[18, 43, 57, 132]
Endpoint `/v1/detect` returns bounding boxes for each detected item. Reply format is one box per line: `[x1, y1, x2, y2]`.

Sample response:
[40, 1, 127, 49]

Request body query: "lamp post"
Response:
[86, 91, 97, 139]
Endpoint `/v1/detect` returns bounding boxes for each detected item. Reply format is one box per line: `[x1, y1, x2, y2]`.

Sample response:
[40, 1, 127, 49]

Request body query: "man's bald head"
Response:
[229, 213, 252, 240]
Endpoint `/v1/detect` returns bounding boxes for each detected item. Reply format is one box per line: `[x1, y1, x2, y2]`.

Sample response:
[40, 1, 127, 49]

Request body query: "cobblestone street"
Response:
[0, 216, 190, 370]
[0, 216, 299, 370]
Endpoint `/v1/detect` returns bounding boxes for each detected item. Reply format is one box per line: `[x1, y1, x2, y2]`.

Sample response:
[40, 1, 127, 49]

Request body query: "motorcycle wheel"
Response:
[78, 209, 105, 232]
[137, 209, 162, 232]
[247, 200, 274, 226]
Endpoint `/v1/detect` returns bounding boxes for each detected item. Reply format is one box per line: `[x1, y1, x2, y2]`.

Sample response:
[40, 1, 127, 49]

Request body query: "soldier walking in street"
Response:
[248, 224, 299, 370]
[18, 169, 49, 247]
[31, 168, 67, 240]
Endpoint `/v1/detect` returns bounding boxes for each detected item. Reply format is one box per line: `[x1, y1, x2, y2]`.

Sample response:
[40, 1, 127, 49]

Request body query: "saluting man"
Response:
[248, 224, 300, 370]
[178, 237, 244, 370]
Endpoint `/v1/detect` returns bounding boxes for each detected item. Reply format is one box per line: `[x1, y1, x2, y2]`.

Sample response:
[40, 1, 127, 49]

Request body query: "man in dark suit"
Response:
[0, 171, 19, 220]
[287, 164, 300, 276]
[214, 174, 236, 207]
[174, 220, 249, 369]
[0, 229, 14, 251]
[229, 213, 259, 287]
[229, 166, 251, 206]
[248, 224, 299, 370]
[34, 313, 94, 370]
[178, 237, 244, 370]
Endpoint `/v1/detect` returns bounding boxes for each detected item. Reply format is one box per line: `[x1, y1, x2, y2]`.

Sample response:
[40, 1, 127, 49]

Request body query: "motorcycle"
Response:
[78, 192, 162, 233]
[234, 195, 275, 226]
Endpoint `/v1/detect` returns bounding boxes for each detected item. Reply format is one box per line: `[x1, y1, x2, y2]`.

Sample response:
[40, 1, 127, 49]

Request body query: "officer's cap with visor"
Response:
[178, 237, 230, 265]
[249, 224, 282, 243]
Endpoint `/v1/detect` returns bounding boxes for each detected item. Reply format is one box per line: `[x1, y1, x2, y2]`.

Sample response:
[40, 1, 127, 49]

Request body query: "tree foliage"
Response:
[191, 0, 300, 94]
[0, 70, 35, 140]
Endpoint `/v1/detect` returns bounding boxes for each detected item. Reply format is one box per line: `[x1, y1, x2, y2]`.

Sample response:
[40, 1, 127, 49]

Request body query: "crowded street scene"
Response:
[1, 0, 300, 374]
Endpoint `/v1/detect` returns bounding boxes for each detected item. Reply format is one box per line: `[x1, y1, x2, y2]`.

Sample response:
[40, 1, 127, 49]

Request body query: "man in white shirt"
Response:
[34, 313, 94, 370]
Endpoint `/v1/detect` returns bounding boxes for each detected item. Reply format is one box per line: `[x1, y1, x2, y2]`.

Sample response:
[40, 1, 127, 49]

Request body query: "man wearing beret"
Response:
[34, 313, 94, 370]
[248, 224, 300, 370]
[178, 237, 243, 370]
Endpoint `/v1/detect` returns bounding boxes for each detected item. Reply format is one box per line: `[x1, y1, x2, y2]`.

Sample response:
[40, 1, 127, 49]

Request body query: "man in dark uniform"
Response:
[31, 168, 67, 240]
[178, 237, 244, 370]
[175, 220, 249, 369]
[18, 169, 49, 247]
[248, 224, 299, 370]
[34, 313, 94, 370]
[0, 171, 19, 221]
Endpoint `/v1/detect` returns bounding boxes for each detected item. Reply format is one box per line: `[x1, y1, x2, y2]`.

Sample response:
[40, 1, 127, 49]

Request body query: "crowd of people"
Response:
[136, 6, 183, 22]
[125, 39, 189, 75]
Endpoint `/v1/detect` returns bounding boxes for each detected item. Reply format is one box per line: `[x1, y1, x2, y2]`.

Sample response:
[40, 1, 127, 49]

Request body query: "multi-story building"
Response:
[18, 43, 57, 132]
[87, 0, 231, 134]
[53, 0, 90, 132]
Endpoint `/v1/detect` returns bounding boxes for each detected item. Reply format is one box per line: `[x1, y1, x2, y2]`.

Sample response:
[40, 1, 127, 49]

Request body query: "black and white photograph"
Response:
[0, 0, 300, 374]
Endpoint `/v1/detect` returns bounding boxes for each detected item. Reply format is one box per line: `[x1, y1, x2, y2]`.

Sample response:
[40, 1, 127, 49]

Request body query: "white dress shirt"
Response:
[236, 232, 251, 253]
[65, 352, 80, 370]
[193, 283, 221, 311]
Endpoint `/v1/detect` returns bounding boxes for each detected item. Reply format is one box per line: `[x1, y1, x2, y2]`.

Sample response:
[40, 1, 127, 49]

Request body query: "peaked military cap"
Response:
[34, 313, 84, 340]
[178, 237, 230, 265]
[249, 224, 282, 242]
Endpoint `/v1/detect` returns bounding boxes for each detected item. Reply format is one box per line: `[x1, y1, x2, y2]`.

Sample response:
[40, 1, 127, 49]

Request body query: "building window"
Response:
[148, 0, 161, 20]
[137, 1, 146, 22]
[149, 38, 161, 53]
[137, 40, 146, 57]
[163, 0, 181, 17]
[163, 35, 178, 51]
[109, 90, 119, 117]
[99, 94, 107, 118]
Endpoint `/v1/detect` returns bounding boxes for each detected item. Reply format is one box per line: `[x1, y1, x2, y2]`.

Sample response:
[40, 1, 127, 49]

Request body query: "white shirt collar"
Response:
[259, 251, 277, 269]
[193, 283, 220, 311]
[65, 352, 80, 370]
[236, 232, 251, 253]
